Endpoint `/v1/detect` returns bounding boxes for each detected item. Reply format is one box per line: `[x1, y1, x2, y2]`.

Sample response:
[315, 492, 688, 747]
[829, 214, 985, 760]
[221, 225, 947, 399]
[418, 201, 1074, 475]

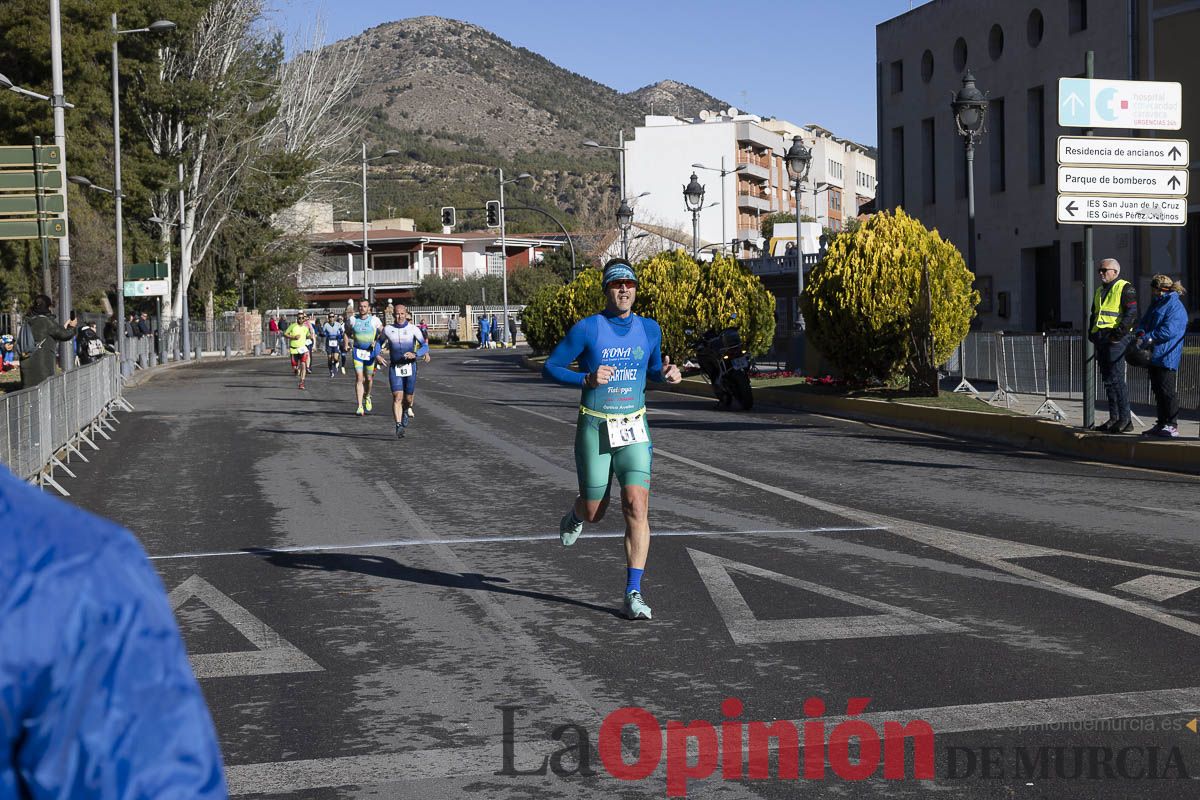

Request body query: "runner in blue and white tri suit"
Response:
[321, 314, 344, 378]
[381, 304, 429, 439]
[344, 299, 384, 416]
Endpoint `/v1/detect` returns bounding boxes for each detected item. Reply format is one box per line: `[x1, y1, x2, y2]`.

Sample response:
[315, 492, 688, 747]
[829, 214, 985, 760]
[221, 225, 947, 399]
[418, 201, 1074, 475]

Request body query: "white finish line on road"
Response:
[149, 526, 886, 561]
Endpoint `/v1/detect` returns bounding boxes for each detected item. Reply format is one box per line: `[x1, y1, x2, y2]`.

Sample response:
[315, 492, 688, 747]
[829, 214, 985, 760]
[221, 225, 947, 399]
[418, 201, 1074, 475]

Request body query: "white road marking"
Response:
[492, 403, 1200, 638]
[1114, 574, 1200, 602]
[167, 575, 323, 679]
[224, 684, 1200, 794]
[149, 526, 885, 561]
[688, 548, 964, 643]
[344, 444, 364, 459]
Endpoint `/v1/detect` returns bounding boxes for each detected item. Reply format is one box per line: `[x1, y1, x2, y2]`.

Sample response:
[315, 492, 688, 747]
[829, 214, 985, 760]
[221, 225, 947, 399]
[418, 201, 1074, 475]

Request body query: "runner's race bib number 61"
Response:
[607, 414, 648, 449]
[394, 362, 413, 377]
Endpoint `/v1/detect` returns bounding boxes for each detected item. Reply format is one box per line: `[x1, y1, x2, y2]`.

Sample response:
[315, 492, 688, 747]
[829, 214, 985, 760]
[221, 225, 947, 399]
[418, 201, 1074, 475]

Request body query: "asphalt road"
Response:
[65, 350, 1200, 799]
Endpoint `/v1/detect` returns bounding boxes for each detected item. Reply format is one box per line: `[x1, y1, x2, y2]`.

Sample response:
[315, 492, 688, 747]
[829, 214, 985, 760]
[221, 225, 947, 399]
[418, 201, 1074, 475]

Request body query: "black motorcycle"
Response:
[688, 320, 754, 411]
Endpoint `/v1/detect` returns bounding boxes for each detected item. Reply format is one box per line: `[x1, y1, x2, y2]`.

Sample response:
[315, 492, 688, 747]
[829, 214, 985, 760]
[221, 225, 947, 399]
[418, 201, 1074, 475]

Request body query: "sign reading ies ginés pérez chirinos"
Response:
[1056, 78, 1188, 227]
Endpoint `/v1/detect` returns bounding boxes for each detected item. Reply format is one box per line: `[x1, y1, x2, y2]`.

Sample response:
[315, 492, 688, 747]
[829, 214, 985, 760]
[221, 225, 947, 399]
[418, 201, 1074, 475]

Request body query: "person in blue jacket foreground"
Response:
[1134, 274, 1188, 438]
[0, 464, 227, 799]
[542, 259, 682, 620]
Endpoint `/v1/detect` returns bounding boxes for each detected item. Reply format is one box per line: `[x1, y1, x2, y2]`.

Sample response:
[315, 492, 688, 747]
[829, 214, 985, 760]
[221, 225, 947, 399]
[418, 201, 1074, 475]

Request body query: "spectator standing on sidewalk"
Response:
[18, 294, 76, 389]
[75, 320, 108, 366]
[508, 316, 518, 348]
[1135, 275, 1188, 438]
[1088, 258, 1138, 433]
[268, 314, 280, 355]
[0, 464, 227, 798]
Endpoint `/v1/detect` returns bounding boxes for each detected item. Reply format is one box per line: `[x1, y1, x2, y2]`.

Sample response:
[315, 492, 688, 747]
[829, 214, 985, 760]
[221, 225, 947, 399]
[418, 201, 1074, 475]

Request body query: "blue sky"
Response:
[269, 1, 934, 147]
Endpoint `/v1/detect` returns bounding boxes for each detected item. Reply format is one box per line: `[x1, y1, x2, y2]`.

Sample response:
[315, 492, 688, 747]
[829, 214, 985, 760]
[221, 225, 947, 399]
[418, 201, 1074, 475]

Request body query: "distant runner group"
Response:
[279, 301, 429, 438]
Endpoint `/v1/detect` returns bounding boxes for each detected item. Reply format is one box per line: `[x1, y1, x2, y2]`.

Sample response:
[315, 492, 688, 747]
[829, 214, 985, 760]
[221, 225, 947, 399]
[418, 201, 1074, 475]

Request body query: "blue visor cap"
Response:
[602, 262, 638, 288]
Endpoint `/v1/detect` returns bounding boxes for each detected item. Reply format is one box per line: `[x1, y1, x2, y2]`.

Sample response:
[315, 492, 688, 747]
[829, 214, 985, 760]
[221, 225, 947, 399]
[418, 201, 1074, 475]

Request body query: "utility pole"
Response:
[50, 0, 73, 370]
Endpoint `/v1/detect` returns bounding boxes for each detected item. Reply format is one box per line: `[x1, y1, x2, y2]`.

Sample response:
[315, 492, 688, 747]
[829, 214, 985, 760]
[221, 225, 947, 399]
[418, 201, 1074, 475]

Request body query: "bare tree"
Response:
[138, 0, 365, 322]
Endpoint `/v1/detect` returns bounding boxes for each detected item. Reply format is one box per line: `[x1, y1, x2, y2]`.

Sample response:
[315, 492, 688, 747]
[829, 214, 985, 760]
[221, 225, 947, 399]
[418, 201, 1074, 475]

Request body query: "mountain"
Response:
[328, 17, 730, 236]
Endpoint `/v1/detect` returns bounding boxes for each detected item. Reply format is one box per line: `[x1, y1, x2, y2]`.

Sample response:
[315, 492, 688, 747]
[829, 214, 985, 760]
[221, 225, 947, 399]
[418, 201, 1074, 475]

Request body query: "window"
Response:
[921, 50, 934, 83]
[1069, 0, 1087, 33]
[953, 37, 968, 71]
[988, 24, 1004, 60]
[922, 117, 936, 205]
[890, 126, 906, 208]
[1071, 241, 1085, 282]
[372, 254, 410, 270]
[1188, 213, 1200, 312]
[1027, 86, 1045, 185]
[1027, 9, 1044, 46]
[890, 60, 903, 93]
[989, 97, 1006, 193]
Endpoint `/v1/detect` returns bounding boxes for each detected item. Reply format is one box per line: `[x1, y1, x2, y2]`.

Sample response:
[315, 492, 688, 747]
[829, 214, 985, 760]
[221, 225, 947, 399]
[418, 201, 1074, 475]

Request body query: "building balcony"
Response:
[741, 254, 820, 277]
[300, 268, 421, 290]
[735, 160, 770, 181]
[737, 193, 772, 212]
[735, 121, 782, 151]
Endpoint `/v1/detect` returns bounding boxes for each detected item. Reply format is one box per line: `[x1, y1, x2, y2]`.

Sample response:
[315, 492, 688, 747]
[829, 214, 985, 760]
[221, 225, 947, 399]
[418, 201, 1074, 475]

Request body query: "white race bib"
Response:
[327, 338, 339, 348]
[393, 362, 413, 377]
[355, 347, 371, 361]
[606, 414, 649, 449]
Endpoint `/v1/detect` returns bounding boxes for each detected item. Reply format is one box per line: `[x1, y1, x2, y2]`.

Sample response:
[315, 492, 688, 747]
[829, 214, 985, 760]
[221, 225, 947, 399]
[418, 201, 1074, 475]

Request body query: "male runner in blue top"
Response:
[542, 259, 681, 620]
[381, 303, 429, 438]
[322, 313, 344, 378]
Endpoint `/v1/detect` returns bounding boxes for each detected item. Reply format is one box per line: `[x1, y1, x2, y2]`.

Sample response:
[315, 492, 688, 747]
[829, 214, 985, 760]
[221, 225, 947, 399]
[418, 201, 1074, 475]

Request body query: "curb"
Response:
[519, 356, 1200, 476]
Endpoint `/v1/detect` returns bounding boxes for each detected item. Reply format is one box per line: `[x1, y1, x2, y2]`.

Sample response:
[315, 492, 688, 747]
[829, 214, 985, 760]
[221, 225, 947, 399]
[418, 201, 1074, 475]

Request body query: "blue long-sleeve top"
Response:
[1137, 291, 1188, 369]
[542, 311, 665, 414]
[0, 465, 227, 799]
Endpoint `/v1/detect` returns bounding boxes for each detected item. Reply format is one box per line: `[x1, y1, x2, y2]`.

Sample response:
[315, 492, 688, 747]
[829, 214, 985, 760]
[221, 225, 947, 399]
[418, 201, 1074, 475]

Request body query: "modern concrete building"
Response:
[624, 112, 876, 256]
[877, 0, 1198, 331]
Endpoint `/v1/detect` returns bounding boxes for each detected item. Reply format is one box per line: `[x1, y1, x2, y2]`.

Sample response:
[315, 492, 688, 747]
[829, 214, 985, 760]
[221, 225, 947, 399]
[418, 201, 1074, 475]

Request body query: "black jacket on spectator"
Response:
[20, 314, 75, 389]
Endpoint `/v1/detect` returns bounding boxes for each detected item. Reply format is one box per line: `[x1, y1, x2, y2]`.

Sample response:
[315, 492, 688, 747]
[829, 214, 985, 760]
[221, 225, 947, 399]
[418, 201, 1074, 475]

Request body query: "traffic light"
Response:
[486, 200, 501, 228]
[440, 206, 456, 228]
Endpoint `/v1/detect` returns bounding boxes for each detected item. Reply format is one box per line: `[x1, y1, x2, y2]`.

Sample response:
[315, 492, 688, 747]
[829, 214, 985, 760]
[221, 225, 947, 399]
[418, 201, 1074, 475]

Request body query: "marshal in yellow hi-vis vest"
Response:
[1090, 278, 1130, 334]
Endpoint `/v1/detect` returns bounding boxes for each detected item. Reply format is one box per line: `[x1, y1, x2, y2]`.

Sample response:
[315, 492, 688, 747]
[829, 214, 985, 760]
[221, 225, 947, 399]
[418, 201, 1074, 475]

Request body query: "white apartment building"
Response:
[624, 111, 876, 255]
[877, 0, 1199, 331]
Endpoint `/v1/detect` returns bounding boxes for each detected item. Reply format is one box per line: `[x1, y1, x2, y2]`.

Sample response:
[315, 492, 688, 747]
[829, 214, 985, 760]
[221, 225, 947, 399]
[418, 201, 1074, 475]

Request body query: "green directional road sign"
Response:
[0, 194, 66, 216]
[0, 170, 64, 192]
[127, 261, 169, 280]
[0, 218, 67, 240]
[0, 145, 62, 167]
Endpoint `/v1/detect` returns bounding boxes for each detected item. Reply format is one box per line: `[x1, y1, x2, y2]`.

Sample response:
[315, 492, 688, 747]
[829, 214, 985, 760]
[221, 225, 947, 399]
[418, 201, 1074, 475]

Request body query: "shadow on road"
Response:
[250, 549, 624, 618]
[255, 426, 396, 440]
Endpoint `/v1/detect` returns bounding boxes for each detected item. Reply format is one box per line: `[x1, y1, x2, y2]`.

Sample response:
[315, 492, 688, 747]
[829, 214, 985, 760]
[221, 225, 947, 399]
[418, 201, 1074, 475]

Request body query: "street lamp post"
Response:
[951, 71, 989, 396]
[783, 135, 813, 325]
[692, 158, 747, 254]
[583, 131, 628, 205]
[107, 15, 175, 367]
[616, 198, 634, 259]
[497, 169, 532, 346]
[683, 172, 705, 258]
[360, 144, 400, 304]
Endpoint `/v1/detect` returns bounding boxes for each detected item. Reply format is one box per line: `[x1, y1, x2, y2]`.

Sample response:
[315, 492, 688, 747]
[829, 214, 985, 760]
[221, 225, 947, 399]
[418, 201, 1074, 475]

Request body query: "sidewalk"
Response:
[520, 355, 1199, 476]
[949, 379, 1199, 439]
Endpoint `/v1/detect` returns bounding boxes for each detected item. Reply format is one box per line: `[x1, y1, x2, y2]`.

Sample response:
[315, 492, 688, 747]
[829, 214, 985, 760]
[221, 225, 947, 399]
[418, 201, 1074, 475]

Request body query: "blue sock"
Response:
[626, 567, 644, 594]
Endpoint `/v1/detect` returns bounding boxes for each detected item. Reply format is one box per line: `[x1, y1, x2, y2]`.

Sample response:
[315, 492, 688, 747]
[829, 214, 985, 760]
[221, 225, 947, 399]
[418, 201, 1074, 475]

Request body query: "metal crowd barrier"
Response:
[0, 357, 133, 495]
[950, 331, 1200, 421]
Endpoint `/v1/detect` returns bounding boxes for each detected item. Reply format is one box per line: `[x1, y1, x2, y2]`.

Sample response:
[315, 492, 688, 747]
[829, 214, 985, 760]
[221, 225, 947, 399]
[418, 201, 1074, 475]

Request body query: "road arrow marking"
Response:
[687, 547, 963, 644]
[1065, 200, 1078, 217]
[168, 575, 323, 679]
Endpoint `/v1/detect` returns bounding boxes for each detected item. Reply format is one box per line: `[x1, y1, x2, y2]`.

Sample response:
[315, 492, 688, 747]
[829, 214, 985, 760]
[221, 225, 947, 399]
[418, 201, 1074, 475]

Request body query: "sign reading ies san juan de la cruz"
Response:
[1056, 78, 1188, 226]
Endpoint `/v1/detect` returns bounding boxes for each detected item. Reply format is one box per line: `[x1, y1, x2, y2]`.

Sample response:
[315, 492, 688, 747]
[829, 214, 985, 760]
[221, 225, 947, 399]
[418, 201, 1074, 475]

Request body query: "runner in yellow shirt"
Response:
[284, 312, 312, 390]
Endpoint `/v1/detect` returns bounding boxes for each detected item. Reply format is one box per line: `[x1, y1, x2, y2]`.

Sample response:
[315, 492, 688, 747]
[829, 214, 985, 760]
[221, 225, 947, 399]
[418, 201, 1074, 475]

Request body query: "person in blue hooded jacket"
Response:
[1134, 274, 1188, 438]
[0, 464, 227, 799]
